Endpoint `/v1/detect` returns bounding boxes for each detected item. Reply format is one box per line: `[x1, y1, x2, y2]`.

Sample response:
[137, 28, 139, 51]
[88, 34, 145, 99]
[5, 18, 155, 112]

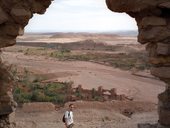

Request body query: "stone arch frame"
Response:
[106, 1, 170, 127]
[0, 0, 170, 128]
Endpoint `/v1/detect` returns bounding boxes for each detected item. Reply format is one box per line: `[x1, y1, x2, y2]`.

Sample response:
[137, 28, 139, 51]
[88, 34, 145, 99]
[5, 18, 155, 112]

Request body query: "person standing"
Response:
[64, 104, 74, 128]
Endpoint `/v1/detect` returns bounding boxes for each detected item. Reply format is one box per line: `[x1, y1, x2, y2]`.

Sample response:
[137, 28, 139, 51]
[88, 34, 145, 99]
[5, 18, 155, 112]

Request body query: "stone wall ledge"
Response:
[159, 108, 170, 126]
[151, 67, 170, 79]
[139, 27, 170, 43]
[141, 17, 167, 28]
[157, 43, 170, 55]
[0, 7, 8, 24]
[149, 57, 170, 65]
[0, 105, 13, 116]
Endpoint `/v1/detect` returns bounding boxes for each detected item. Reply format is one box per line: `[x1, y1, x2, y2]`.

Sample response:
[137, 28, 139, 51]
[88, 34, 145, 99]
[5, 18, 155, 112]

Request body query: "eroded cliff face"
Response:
[0, 0, 52, 127]
[106, 0, 170, 128]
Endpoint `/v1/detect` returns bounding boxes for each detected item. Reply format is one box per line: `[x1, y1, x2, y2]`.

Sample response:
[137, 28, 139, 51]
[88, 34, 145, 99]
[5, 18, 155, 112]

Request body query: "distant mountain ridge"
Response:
[25, 30, 138, 37]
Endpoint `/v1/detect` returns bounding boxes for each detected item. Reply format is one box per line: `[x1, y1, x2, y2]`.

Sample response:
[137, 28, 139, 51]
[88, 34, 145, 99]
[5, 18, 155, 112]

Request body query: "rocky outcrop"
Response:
[0, 0, 52, 128]
[0, 63, 17, 128]
[0, 0, 52, 48]
[106, 0, 170, 128]
[0, 113, 15, 128]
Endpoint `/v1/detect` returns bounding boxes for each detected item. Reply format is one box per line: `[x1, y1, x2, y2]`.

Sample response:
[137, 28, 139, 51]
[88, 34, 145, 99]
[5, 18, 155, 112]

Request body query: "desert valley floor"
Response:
[1, 33, 166, 128]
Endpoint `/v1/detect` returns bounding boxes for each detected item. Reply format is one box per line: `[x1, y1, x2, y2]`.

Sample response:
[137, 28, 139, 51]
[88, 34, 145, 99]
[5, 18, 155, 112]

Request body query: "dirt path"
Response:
[15, 101, 158, 128]
[2, 52, 165, 103]
[16, 110, 158, 128]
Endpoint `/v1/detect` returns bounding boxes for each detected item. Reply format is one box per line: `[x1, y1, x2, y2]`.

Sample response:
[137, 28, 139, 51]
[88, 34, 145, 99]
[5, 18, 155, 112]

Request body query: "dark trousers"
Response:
[67, 123, 74, 128]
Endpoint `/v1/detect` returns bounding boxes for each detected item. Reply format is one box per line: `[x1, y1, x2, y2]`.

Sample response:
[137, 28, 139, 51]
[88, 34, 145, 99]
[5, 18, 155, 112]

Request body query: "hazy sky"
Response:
[25, 0, 137, 33]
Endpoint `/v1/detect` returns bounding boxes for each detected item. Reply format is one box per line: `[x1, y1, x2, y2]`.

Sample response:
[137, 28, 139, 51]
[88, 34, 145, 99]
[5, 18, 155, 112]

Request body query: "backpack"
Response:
[62, 114, 65, 123]
[62, 111, 70, 123]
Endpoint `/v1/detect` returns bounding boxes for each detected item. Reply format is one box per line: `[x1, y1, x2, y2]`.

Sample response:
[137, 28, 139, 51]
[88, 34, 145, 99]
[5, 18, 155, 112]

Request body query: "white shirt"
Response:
[65, 111, 74, 126]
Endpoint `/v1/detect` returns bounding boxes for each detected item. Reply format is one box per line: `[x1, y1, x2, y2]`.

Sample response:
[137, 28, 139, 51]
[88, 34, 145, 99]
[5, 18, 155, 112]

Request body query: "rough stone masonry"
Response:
[0, 0, 170, 128]
[0, 0, 52, 127]
[106, 0, 170, 128]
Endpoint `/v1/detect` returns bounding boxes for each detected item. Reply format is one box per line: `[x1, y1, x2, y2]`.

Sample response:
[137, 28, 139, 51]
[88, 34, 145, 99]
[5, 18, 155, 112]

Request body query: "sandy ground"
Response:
[16, 109, 158, 128]
[2, 52, 165, 103]
[15, 101, 158, 128]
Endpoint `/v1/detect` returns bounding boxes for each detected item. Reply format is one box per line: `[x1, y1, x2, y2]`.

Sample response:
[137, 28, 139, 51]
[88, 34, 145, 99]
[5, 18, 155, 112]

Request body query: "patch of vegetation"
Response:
[11, 67, 111, 104]
[20, 47, 150, 70]
[13, 81, 70, 104]
[12, 68, 72, 104]
[24, 48, 49, 56]
[57, 52, 151, 71]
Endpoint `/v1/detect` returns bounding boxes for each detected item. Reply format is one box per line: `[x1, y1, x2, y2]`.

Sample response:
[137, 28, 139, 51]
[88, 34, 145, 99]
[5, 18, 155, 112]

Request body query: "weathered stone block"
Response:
[0, 86, 7, 95]
[2, 24, 23, 37]
[151, 67, 170, 79]
[158, 90, 170, 110]
[0, 95, 11, 102]
[139, 27, 170, 43]
[31, 0, 52, 14]
[159, 108, 170, 126]
[158, 101, 170, 111]
[10, 8, 32, 24]
[146, 43, 157, 57]
[141, 17, 166, 28]
[0, 37, 16, 48]
[0, 104, 13, 115]
[0, 7, 8, 24]
[106, 0, 160, 13]
[0, 92, 17, 116]
[149, 57, 170, 65]
[157, 43, 170, 55]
